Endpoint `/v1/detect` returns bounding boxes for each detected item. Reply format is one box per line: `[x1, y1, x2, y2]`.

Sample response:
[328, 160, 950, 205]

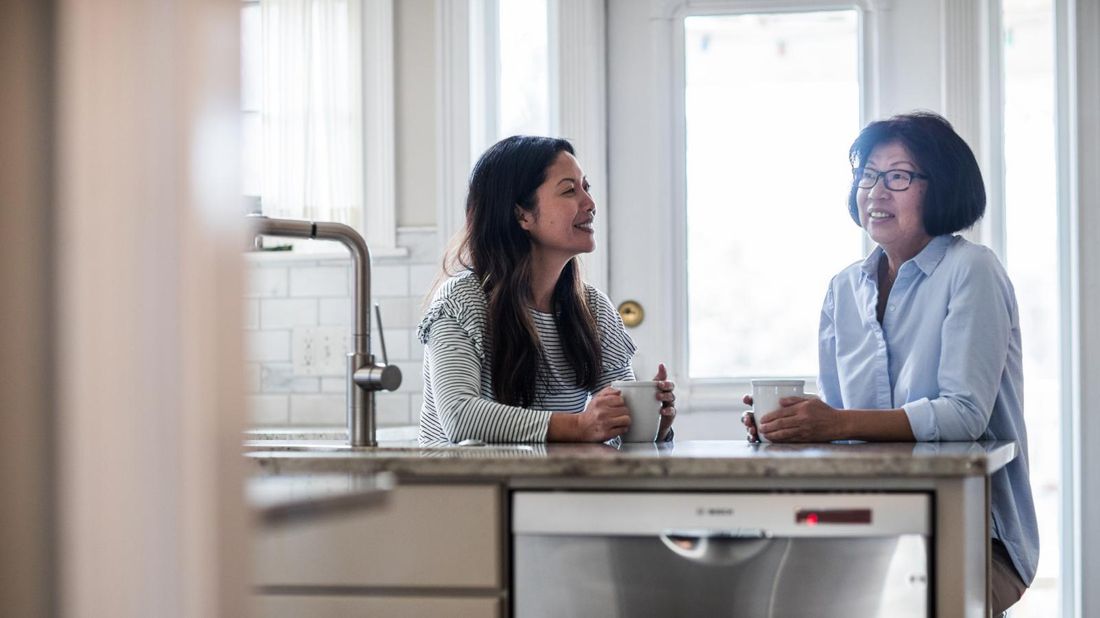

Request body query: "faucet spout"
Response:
[248, 215, 401, 446]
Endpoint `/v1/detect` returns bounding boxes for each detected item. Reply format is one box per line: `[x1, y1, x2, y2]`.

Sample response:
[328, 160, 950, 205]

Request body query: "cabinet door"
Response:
[254, 595, 500, 618]
[255, 484, 501, 588]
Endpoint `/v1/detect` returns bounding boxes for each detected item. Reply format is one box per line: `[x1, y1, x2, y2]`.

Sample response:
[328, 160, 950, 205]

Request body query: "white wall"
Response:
[396, 0, 439, 227]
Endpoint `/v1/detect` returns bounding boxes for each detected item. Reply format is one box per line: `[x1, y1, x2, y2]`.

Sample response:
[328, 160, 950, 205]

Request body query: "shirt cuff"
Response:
[902, 398, 938, 441]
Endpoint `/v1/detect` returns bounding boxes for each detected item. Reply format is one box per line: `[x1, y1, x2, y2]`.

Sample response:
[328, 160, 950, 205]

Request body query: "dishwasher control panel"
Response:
[512, 491, 930, 537]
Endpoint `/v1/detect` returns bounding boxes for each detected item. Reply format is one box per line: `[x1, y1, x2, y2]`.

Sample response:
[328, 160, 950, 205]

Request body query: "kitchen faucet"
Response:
[247, 215, 401, 447]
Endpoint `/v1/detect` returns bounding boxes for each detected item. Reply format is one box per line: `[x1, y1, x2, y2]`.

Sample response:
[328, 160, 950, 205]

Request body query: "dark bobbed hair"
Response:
[847, 111, 986, 235]
[439, 135, 601, 407]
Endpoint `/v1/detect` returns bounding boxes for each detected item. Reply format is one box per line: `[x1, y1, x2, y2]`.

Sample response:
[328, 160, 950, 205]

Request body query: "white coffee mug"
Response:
[750, 379, 811, 443]
[611, 380, 662, 442]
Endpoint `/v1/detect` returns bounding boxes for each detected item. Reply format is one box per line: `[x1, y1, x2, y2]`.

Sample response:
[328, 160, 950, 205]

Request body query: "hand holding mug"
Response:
[744, 379, 826, 443]
[577, 386, 631, 441]
[654, 363, 677, 441]
[740, 395, 759, 443]
[756, 396, 841, 442]
[611, 363, 677, 442]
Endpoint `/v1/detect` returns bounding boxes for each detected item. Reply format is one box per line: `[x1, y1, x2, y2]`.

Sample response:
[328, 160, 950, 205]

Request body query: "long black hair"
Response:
[440, 136, 601, 407]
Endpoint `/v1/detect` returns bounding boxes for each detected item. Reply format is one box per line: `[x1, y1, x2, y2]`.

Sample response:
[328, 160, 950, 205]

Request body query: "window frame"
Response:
[667, 1, 875, 409]
[241, 0, 402, 256]
[435, 0, 609, 288]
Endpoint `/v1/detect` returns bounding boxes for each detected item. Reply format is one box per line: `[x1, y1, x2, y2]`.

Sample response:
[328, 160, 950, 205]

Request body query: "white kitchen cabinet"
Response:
[254, 483, 503, 616]
[254, 595, 499, 618]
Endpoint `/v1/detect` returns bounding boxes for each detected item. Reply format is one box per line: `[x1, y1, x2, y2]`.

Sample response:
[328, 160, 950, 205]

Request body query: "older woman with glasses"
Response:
[741, 112, 1038, 615]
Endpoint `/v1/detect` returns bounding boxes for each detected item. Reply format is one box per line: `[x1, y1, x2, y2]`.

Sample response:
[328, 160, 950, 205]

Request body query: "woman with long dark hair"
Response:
[417, 135, 676, 445]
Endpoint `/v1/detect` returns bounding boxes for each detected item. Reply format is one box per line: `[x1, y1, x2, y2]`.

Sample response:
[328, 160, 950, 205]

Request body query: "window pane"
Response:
[242, 111, 262, 197]
[1001, 0, 1060, 615]
[498, 0, 550, 138]
[241, 2, 261, 197]
[241, 2, 261, 112]
[684, 11, 862, 379]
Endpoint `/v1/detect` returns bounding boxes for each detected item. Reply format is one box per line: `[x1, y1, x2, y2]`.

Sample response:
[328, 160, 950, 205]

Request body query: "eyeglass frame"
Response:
[852, 167, 930, 192]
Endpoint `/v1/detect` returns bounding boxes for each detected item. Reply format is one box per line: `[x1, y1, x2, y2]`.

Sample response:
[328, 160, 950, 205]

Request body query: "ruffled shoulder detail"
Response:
[585, 284, 637, 372]
[417, 272, 490, 357]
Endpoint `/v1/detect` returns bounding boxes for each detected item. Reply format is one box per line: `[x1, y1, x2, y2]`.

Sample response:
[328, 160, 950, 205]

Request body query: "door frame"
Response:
[606, 0, 996, 410]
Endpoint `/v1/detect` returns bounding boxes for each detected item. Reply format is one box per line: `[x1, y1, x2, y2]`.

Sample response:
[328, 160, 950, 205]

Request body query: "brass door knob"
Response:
[617, 300, 645, 328]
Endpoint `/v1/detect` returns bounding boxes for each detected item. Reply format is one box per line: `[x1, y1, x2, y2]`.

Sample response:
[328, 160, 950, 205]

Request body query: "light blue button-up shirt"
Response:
[818, 234, 1039, 585]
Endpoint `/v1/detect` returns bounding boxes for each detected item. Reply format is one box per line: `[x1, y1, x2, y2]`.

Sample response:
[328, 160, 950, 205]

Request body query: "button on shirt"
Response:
[817, 234, 1039, 585]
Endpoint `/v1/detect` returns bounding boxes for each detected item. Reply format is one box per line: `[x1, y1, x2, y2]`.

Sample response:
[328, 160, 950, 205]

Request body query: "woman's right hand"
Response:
[741, 394, 759, 443]
[574, 386, 632, 441]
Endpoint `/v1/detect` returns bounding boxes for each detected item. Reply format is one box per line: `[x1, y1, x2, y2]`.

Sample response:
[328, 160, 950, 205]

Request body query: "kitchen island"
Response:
[245, 434, 1014, 618]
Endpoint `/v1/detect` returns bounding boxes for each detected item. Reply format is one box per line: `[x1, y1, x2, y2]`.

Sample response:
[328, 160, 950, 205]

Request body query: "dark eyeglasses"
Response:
[853, 168, 929, 191]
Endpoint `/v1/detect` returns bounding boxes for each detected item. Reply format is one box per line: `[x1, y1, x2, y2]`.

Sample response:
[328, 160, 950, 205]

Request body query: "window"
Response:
[683, 11, 863, 380]
[497, 0, 551, 139]
[241, 1, 262, 203]
[241, 0, 386, 244]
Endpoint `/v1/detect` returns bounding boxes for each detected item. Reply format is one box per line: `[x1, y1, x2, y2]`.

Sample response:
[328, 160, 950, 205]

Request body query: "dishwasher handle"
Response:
[659, 529, 774, 566]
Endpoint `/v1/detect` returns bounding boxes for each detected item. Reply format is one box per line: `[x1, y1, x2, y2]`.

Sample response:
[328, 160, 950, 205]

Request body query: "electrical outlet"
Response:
[292, 327, 347, 376]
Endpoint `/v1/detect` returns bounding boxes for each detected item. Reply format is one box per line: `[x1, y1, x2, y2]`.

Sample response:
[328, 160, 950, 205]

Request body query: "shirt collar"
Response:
[911, 234, 953, 276]
[860, 235, 954, 282]
[859, 245, 884, 282]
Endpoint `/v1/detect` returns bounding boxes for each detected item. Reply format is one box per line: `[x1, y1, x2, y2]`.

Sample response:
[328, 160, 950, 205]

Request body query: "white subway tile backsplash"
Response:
[396, 228, 439, 264]
[245, 228, 441, 428]
[377, 327, 410, 362]
[245, 362, 262, 393]
[247, 266, 289, 298]
[261, 298, 318, 329]
[409, 330, 424, 361]
[375, 391, 410, 426]
[246, 330, 291, 362]
[401, 364, 425, 394]
[320, 377, 346, 393]
[261, 363, 322, 393]
[409, 264, 438, 299]
[243, 299, 260, 330]
[377, 297, 416, 329]
[290, 266, 349, 297]
[289, 394, 345, 425]
[373, 264, 410, 297]
[249, 394, 290, 425]
[318, 298, 350, 326]
[292, 327, 348, 376]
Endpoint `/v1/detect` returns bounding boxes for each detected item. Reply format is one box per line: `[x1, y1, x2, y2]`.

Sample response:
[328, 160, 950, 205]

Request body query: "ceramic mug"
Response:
[611, 380, 662, 442]
[750, 379, 811, 443]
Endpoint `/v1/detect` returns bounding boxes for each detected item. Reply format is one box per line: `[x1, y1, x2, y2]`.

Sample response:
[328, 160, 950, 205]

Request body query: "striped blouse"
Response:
[416, 271, 637, 445]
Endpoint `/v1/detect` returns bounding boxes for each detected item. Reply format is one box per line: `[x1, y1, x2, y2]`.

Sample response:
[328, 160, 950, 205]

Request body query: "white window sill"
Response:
[681, 376, 817, 413]
[245, 245, 410, 264]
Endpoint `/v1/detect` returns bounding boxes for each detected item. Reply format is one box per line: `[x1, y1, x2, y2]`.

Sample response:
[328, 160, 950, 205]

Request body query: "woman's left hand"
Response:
[757, 396, 842, 442]
[653, 363, 676, 441]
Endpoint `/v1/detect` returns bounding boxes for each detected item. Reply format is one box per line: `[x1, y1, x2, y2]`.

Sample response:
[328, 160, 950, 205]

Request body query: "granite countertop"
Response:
[244, 428, 1017, 480]
[247, 471, 396, 526]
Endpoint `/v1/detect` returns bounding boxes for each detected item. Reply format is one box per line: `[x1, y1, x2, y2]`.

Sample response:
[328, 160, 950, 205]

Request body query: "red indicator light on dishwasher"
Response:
[796, 508, 872, 524]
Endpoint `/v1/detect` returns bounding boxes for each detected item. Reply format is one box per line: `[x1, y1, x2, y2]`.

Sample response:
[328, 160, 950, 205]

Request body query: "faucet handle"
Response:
[353, 302, 402, 392]
[373, 303, 389, 364]
[356, 363, 402, 392]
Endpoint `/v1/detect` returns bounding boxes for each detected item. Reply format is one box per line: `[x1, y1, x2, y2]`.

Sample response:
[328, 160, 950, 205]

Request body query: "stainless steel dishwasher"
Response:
[512, 491, 930, 617]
